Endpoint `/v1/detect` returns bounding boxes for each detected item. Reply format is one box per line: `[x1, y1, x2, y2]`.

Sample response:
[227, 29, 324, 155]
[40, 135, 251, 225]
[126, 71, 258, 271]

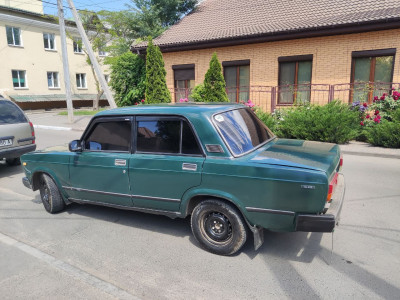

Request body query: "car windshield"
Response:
[213, 108, 274, 156]
[0, 101, 27, 124]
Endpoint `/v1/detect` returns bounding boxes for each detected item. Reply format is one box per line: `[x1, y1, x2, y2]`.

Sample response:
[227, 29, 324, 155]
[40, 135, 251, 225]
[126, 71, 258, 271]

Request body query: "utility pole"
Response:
[58, 0, 74, 123]
[66, 0, 117, 109]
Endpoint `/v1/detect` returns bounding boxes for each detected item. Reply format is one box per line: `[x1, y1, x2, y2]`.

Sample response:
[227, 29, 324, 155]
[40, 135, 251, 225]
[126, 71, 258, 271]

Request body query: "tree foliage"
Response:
[203, 52, 229, 102]
[145, 39, 171, 103]
[109, 52, 146, 107]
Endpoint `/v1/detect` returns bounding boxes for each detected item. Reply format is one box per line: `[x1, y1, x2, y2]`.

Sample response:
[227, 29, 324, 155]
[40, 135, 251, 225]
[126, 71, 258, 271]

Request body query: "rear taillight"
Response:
[29, 121, 35, 144]
[339, 155, 343, 168]
[327, 172, 338, 203]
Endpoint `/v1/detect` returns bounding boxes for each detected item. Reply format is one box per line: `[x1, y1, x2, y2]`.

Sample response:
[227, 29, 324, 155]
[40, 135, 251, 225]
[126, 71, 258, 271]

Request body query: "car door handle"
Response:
[115, 159, 126, 166]
[182, 163, 197, 171]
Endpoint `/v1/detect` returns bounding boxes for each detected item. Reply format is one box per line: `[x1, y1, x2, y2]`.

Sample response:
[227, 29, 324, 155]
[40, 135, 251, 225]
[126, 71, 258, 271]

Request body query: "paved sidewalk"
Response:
[26, 110, 400, 159]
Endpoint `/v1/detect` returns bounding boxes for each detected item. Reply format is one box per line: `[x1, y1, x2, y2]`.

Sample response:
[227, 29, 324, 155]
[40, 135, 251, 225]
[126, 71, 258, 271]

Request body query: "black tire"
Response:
[5, 157, 21, 166]
[191, 200, 247, 255]
[39, 174, 65, 214]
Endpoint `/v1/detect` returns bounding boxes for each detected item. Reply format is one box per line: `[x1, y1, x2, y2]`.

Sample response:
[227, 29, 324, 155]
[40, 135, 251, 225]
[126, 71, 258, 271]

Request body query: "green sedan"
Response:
[21, 104, 345, 255]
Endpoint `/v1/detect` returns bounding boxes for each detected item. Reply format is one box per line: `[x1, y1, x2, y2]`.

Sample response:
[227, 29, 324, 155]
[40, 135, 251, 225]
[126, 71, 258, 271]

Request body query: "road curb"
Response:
[34, 125, 85, 132]
[342, 151, 400, 159]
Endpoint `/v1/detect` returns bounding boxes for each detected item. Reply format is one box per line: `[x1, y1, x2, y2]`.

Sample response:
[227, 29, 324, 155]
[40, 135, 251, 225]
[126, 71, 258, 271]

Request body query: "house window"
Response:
[223, 60, 250, 103]
[278, 55, 312, 104]
[6, 26, 21, 46]
[173, 64, 195, 102]
[11, 70, 26, 88]
[73, 38, 83, 53]
[43, 33, 55, 50]
[76, 73, 86, 88]
[351, 49, 395, 103]
[47, 72, 59, 88]
[98, 48, 107, 56]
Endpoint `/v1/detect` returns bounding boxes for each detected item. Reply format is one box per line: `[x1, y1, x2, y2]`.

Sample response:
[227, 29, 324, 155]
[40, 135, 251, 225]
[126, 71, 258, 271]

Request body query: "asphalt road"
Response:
[0, 127, 399, 299]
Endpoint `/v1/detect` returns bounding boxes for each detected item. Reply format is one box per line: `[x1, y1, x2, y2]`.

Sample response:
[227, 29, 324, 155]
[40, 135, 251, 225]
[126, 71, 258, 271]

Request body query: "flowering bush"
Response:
[179, 98, 189, 103]
[133, 99, 146, 105]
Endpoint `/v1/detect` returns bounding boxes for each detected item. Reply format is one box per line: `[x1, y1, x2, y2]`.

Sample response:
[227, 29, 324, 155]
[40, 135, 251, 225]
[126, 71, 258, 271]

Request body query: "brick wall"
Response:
[162, 28, 400, 111]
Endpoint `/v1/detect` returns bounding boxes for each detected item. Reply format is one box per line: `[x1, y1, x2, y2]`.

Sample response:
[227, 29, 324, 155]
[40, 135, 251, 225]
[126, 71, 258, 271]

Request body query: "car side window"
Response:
[136, 118, 202, 155]
[0, 101, 27, 124]
[85, 121, 131, 152]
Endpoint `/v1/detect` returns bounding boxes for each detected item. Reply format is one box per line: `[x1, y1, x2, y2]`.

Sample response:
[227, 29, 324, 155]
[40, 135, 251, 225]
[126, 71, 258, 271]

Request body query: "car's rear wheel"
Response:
[39, 174, 65, 214]
[5, 157, 21, 166]
[191, 199, 247, 255]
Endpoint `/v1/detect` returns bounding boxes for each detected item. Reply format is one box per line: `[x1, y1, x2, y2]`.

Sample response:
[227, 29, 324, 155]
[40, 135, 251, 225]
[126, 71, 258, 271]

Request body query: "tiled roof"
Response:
[132, 0, 400, 50]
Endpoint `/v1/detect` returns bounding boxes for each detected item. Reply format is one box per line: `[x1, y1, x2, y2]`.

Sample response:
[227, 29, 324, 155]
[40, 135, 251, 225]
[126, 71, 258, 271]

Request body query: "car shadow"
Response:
[64, 202, 192, 238]
[0, 160, 23, 177]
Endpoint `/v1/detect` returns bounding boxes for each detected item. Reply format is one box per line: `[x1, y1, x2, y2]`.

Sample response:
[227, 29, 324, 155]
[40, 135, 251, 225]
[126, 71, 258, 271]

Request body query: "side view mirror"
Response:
[69, 140, 82, 152]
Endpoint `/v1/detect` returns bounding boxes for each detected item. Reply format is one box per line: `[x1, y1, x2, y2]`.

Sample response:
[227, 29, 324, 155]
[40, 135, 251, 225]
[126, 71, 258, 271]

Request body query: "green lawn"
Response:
[58, 109, 106, 116]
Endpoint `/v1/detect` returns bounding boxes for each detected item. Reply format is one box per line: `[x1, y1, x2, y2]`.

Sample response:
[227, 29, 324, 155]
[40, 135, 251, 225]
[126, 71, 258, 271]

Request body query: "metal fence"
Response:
[169, 82, 400, 112]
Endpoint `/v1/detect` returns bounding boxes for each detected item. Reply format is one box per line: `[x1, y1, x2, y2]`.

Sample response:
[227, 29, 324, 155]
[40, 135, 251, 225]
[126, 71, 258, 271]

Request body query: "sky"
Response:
[42, 0, 133, 17]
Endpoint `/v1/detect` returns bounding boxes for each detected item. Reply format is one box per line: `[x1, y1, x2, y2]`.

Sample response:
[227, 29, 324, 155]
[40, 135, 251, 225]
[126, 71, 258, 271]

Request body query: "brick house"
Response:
[132, 0, 400, 112]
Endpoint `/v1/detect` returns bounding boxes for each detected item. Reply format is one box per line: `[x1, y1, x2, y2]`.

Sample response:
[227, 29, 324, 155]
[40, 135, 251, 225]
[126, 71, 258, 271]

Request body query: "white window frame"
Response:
[47, 72, 60, 89]
[6, 26, 22, 47]
[73, 38, 83, 53]
[12, 70, 27, 89]
[43, 33, 56, 50]
[76, 73, 87, 89]
[99, 49, 107, 57]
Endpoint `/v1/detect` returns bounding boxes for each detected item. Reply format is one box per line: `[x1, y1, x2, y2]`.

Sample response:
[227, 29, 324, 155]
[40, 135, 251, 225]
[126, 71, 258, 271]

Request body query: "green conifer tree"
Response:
[203, 52, 229, 102]
[145, 39, 171, 103]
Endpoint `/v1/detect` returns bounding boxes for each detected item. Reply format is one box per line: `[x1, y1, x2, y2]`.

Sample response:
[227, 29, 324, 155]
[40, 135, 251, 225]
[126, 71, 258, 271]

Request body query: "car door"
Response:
[129, 116, 205, 212]
[68, 117, 133, 207]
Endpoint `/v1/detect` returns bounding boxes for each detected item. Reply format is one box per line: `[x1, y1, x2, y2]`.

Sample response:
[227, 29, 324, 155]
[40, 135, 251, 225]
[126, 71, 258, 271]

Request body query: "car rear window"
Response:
[213, 108, 274, 156]
[0, 101, 27, 124]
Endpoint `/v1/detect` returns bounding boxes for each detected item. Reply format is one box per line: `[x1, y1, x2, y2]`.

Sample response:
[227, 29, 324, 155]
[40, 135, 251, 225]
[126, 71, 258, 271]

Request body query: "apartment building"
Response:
[132, 0, 400, 112]
[0, 2, 109, 109]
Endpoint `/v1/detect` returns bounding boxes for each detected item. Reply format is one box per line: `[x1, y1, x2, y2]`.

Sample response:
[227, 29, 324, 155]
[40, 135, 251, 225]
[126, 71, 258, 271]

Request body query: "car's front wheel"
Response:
[191, 199, 247, 255]
[39, 174, 65, 214]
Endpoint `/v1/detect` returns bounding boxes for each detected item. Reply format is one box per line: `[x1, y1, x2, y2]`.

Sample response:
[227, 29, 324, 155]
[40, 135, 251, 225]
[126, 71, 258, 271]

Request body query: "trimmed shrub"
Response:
[203, 52, 229, 102]
[366, 120, 400, 148]
[254, 107, 276, 131]
[190, 83, 206, 102]
[145, 39, 171, 103]
[274, 101, 359, 144]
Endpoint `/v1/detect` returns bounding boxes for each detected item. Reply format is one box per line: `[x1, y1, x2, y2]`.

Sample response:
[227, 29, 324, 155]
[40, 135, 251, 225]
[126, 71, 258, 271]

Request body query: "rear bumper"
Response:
[0, 144, 36, 159]
[295, 173, 345, 232]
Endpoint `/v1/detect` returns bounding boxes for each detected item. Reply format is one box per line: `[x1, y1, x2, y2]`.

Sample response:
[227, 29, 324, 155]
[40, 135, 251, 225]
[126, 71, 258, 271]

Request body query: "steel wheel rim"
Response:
[203, 212, 232, 242]
[41, 180, 50, 205]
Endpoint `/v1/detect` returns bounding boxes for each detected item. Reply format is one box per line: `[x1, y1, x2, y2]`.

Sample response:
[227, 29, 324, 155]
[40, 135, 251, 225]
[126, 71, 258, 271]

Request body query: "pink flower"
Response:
[179, 98, 189, 103]
[245, 100, 255, 108]
[394, 96, 399, 100]
[380, 95, 385, 101]
[374, 96, 379, 101]
[360, 121, 364, 126]
[377, 115, 381, 120]
[374, 117, 380, 123]
[363, 102, 368, 107]
[366, 114, 370, 119]
[383, 93, 387, 97]
[141, 99, 145, 103]
[375, 110, 379, 115]
[134, 103, 138, 105]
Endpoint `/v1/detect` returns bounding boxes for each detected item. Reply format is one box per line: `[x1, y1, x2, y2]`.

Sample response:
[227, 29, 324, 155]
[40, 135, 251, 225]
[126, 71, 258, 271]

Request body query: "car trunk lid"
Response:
[250, 138, 341, 175]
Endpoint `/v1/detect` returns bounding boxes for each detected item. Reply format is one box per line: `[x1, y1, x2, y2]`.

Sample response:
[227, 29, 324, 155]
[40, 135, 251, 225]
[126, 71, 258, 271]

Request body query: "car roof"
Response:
[95, 103, 244, 118]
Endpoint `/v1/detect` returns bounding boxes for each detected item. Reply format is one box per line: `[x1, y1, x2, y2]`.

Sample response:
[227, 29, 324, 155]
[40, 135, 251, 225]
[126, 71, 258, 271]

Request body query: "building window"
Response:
[43, 33, 55, 50]
[173, 64, 195, 101]
[47, 72, 59, 88]
[351, 49, 395, 103]
[98, 48, 107, 56]
[12, 70, 27, 88]
[6, 26, 21, 46]
[278, 55, 312, 104]
[76, 73, 86, 88]
[73, 38, 83, 53]
[223, 60, 250, 103]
